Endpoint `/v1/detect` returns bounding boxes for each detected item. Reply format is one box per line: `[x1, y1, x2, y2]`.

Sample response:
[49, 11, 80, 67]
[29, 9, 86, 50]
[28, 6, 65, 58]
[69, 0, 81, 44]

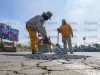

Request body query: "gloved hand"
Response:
[71, 34, 73, 38]
[43, 37, 49, 44]
[57, 28, 60, 31]
[37, 30, 39, 33]
[44, 37, 48, 40]
[57, 28, 61, 33]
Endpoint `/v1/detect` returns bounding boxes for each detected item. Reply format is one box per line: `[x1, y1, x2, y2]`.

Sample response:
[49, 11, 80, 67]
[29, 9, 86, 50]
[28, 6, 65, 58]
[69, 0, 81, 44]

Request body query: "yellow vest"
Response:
[60, 24, 73, 37]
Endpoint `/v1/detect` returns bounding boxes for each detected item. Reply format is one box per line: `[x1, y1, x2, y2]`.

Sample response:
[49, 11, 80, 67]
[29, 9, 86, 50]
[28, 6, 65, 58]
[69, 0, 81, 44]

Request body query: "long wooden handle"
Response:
[51, 43, 62, 52]
[57, 32, 59, 44]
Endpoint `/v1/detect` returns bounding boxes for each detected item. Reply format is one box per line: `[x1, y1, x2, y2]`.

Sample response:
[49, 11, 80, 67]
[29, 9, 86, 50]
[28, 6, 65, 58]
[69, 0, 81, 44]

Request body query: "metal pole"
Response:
[84, 40, 85, 49]
[57, 32, 59, 44]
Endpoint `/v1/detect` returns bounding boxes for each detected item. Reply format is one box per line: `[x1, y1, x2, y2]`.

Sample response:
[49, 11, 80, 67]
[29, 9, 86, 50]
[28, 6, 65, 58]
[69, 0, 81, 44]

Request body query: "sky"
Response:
[0, 0, 100, 47]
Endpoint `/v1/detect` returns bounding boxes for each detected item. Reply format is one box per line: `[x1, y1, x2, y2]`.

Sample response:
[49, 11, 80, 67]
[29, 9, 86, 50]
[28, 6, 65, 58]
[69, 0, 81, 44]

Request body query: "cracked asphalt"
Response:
[0, 52, 100, 75]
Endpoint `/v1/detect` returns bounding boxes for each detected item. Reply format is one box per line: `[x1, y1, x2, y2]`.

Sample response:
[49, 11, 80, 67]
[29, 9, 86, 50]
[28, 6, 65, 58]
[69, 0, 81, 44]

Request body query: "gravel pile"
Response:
[24, 54, 90, 60]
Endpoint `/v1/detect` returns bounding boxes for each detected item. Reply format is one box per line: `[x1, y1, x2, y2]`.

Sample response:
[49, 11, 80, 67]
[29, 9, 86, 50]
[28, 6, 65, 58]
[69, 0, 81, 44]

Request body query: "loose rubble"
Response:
[24, 54, 90, 60]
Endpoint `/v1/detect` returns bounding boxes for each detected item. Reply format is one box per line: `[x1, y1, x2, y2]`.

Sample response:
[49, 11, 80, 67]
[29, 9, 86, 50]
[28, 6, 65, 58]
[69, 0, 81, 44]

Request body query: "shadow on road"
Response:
[0, 54, 28, 56]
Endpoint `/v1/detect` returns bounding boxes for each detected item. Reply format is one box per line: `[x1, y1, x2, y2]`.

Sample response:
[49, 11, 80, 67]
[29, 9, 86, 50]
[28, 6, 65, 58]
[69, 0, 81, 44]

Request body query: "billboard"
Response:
[0, 23, 11, 30]
[0, 23, 10, 39]
[0, 23, 19, 41]
[9, 28, 19, 41]
[0, 23, 10, 34]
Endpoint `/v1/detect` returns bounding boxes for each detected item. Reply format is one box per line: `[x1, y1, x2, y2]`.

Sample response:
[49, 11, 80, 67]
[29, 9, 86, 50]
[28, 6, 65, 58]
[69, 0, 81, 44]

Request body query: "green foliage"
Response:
[74, 44, 78, 49]
[16, 43, 22, 48]
[0, 41, 4, 48]
[93, 43, 99, 48]
[12, 41, 15, 47]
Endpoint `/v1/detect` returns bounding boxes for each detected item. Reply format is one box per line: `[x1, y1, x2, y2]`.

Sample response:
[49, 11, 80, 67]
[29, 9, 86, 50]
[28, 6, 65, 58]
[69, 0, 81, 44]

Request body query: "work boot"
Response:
[32, 51, 42, 55]
[55, 50, 61, 54]
[62, 51, 68, 55]
[56, 51, 61, 54]
[70, 51, 74, 54]
[32, 51, 36, 55]
[62, 50, 68, 55]
[65, 52, 68, 54]
[55, 51, 67, 55]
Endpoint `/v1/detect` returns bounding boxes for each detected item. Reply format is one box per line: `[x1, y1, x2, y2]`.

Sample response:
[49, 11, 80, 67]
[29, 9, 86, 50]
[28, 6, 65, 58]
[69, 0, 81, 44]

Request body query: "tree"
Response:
[88, 45, 91, 48]
[74, 44, 78, 49]
[74, 44, 78, 52]
[93, 43, 99, 48]
[0, 36, 4, 51]
[16, 43, 22, 51]
[0, 41, 4, 49]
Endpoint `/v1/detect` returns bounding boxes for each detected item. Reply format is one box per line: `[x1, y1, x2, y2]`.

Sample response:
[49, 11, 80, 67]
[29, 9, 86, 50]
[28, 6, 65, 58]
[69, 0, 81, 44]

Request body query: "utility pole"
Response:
[83, 37, 86, 50]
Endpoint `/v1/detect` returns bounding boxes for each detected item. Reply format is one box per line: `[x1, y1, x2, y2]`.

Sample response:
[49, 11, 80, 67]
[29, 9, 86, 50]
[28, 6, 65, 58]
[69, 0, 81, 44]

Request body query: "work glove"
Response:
[43, 37, 49, 44]
[57, 28, 59, 31]
[57, 28, 61, 33]
[71, 34, 73, 38]
[44, 37, 48, 40]
[37, 31, 39, 33]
